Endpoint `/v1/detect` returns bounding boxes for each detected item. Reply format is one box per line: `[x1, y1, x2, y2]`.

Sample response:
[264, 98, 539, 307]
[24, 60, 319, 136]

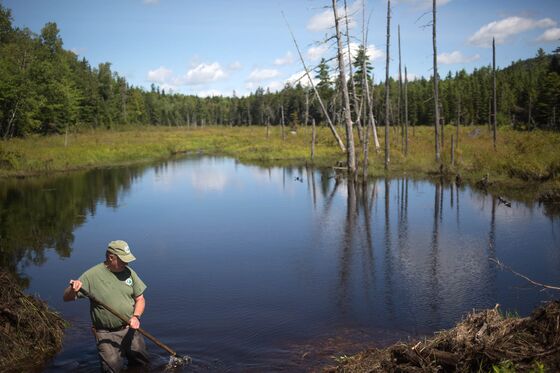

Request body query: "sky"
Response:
[3, 0, 560, 97]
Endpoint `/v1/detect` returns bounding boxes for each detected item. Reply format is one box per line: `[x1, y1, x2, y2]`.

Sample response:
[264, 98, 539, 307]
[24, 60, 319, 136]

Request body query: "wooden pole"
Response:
[78, 288, 178, 357]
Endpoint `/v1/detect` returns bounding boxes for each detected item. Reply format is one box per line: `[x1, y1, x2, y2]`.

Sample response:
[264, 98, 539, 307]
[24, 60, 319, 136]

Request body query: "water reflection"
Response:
[0, 165, 149, 286]
[0, 157, 558, 371]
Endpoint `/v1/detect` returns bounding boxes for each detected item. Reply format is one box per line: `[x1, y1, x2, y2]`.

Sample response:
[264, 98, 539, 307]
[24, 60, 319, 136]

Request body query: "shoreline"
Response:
[1, 126, 559, 203]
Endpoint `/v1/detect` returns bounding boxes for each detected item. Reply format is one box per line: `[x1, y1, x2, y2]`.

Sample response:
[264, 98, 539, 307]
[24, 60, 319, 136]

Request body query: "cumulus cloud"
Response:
[307, 0, 361, 32]
[184, 62, 226, 85]
[536, 27, 560, 42]
[468, 16, 557, 47]
[438, 51, 480, 64]
[338, 42, 385, 67]
[274, 51, 294, 66]
[246, 68, 280, 83]
[307, 44, 329, 61]
[147, 66, 173, 84]
[285, 70, 317, 88]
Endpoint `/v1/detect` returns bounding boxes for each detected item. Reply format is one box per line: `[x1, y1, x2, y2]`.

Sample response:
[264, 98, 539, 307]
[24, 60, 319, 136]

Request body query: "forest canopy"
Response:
[0, 3, 559, 139]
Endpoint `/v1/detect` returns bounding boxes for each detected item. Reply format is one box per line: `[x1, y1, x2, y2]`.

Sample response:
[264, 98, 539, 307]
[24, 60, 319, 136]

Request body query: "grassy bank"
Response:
[1, 125, 559, 200]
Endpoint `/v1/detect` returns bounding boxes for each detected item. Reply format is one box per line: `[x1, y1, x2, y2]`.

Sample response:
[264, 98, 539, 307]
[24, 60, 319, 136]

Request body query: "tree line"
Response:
[1, 4, 559, 140]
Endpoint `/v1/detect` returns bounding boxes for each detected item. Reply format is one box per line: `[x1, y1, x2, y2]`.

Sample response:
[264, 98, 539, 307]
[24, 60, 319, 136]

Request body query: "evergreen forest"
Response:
[1, 4, 559, 140]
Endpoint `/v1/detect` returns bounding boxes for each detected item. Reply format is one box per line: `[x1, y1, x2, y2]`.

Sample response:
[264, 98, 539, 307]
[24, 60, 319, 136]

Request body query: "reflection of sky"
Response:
[14, 157, 560, 371]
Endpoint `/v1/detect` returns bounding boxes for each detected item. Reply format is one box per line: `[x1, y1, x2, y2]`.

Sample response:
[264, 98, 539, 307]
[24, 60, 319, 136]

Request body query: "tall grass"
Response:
[1, 125, 559, 198]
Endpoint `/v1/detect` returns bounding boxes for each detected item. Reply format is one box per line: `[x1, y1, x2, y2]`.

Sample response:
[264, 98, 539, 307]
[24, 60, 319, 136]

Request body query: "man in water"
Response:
[63, 240, 149, 372]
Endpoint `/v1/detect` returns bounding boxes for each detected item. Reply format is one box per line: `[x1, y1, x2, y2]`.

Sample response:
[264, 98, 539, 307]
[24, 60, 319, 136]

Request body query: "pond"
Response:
[2, 156, 559, 372]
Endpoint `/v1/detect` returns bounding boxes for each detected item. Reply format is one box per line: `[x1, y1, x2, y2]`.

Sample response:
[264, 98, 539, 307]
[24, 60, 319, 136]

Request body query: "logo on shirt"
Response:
[125, 278, 133, 286]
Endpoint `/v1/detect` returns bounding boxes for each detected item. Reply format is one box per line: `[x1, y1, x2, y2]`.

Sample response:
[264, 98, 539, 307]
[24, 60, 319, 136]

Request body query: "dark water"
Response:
[2, 156, 559, 372]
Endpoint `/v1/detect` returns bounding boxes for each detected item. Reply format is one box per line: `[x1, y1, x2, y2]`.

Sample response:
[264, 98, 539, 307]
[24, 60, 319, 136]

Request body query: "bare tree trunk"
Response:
[451, 134, 455, 166]
[404, 66, 409, 157]
[311, 117, 316, 161]
[398, 25, 403, 152]
[369, 71, 380, 151]
[266, 116, 270, 139]
[333, 0, 356, 175]
[384, 0, 391, 170]
[304, 89, 309, 127]
[456, 94, 460, 150]
[281, 105, 285, 140]
[344, 0, 363, 145]
[432, 0, 441, 163]
[492, 37, 497, 150]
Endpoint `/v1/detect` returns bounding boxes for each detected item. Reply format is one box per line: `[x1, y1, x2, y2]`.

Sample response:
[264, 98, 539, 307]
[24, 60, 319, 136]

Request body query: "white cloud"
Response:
[306, 0, 361, 32]
[274, 51, 294, 66]
[536, 27, 560, 42]
[246, 68, 280, 82]
[147, 66, 173, 84]
[307, 44, 329, 61]
[229, 61, 243, 71]
[468, 16, 557, 47]
[286, 70, 316, 88]
[438, 51, 480, 64]
[184, 62, 226, 85]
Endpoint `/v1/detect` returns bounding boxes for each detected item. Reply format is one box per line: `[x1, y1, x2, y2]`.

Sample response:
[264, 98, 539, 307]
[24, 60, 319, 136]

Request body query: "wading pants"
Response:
[94, 326, 149, 372]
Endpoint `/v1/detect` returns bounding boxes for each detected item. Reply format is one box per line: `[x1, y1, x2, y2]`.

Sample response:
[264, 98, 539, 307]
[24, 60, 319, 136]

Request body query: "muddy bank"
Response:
[328, 301, 560, 372]
[0, 270, 65, 372]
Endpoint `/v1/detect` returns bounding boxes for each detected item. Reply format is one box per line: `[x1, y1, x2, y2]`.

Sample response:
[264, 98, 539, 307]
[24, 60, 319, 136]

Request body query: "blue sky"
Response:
[4, 0, 560, 97]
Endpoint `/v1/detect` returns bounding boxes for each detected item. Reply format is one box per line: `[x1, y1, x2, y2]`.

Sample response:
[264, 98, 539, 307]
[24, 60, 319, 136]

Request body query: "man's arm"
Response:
[129, 294, 145, 329]
[63, 279, 82, 301]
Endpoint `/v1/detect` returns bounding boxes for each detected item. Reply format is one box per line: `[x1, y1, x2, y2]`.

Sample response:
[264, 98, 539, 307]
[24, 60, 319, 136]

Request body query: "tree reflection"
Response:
[0, 165, 148, 286]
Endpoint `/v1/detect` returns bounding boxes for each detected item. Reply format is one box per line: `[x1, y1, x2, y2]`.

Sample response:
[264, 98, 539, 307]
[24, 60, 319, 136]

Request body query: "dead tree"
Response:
[492, 37, 497, 150]
[404, 66, 409, 156]
[344, 0, 363, 144]
[311, 117, 316, 161]
[333, 0, 356, 175]
[398, 25, 403, 152]
[432, 0, 441, 162]
[384, 0, 391, 170]
[281, 105, 285, 140]
[282, 11, 346, 152]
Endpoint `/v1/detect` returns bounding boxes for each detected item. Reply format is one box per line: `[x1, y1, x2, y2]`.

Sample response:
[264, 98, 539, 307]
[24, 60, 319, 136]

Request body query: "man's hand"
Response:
[129, 315, 140, 329]
[63, 279, 82, 301]
[69, 279, 82, 292]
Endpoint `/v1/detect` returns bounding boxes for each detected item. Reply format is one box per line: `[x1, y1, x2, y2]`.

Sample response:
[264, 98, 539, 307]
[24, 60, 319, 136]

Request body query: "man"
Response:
[63, 240, 149, 372]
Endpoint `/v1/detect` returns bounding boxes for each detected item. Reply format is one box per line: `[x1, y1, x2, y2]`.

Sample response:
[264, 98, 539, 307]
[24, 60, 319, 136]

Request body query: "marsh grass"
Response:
[1, 125, 559, 199]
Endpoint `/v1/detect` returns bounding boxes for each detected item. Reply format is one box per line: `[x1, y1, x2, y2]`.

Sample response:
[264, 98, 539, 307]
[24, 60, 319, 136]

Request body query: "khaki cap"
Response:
[107, 240, 136, 263]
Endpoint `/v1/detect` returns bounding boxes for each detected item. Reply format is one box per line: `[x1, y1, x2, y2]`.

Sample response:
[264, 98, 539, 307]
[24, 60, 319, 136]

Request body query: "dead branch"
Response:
[489, 258, 560, 291]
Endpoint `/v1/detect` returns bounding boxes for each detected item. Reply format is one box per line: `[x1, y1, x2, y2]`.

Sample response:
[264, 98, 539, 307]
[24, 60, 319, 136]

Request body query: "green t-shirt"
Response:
[78, 263, 147, 329]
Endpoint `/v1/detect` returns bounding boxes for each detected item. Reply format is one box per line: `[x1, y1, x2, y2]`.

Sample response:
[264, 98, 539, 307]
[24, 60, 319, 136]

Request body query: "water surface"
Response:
[2, 156, 559, 372]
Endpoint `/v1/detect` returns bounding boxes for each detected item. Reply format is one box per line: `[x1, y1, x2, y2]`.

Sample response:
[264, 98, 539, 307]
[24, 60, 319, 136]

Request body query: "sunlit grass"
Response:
[1, 124, 559, 199]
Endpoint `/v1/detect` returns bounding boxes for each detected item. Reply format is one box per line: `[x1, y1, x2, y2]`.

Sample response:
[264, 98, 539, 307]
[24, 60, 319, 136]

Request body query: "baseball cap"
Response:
[107, 240, 136, 263]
